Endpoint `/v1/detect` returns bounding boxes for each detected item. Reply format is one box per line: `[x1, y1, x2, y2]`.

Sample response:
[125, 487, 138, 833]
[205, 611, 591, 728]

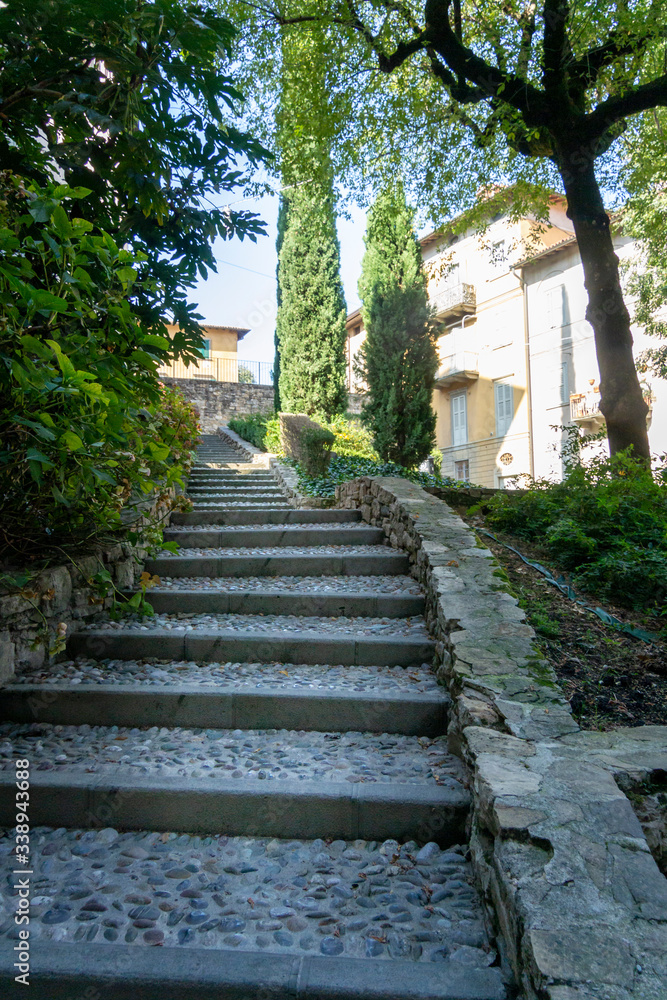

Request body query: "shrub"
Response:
[295, 454, 459, 500]
[301, 426, 336, 476]
[228, 412, 280, 451]
[478, 451, 667, 613]
[0, 178, 200, 561]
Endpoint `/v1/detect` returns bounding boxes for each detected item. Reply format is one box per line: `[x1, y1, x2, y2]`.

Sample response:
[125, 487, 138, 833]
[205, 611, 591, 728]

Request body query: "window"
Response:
[495, 381, 514, 438]
[199, 338, 211, 359]
[451, 392, 467, 446]
[491, 240, 506, 268]
[455, 460, 470, 481]
[545, 285, 564, 329]
[559, 360, 570, 406]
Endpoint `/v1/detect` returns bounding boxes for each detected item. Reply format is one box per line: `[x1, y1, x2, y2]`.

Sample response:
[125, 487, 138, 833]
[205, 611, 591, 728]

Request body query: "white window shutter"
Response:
[451, 393, 467, 446]
[495, 383, 513, 437]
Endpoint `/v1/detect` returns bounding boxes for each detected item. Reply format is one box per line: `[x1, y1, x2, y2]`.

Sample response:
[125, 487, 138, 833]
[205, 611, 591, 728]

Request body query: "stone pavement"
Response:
[0, 435, 508, 999]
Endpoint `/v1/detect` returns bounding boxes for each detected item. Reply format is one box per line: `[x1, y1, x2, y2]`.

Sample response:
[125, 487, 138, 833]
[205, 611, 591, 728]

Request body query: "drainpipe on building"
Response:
[515, 267, 536, 479]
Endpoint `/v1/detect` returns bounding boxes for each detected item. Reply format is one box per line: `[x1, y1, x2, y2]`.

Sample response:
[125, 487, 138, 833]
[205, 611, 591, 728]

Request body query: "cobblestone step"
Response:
[0, 724, 469, 841]
[0, 826, 505, 998]
[163, 527, 386, 547]
[172, 508, 361, 525]
[144, 550, 410, 578]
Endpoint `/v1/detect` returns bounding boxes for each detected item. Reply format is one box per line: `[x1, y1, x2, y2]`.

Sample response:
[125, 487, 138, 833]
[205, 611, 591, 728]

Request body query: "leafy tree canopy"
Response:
[0, 0, 269, 359]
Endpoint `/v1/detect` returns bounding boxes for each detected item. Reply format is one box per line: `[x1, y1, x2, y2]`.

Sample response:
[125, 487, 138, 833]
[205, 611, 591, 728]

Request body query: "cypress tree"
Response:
[274, 30, 347, 419]
[357, 184, 438, 466]
[273, 194, 287, 412]
[276, 181, 347, 417]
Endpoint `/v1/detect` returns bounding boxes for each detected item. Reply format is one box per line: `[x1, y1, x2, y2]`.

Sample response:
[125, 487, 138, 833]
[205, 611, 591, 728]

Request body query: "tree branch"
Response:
[567, 27, 667, 92]
[584, 73, 667, 141]
[422, 0, 545, 119]
[542, 0, 571, 98]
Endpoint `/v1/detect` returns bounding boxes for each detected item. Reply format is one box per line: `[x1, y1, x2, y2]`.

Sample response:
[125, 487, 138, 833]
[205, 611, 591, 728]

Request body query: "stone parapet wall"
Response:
[0, 495, 174, 684]
[336, 475, 667, 1000]
[162, 378, 274, 433]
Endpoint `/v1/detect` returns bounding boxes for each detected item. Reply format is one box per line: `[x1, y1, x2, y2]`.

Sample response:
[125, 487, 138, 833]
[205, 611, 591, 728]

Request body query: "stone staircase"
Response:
[0, 435, 508, 998]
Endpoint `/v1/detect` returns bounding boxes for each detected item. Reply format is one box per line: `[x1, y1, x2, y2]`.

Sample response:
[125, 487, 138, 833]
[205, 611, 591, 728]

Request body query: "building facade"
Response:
[345, 201, 666, 485]
[158, 324, 271, 386]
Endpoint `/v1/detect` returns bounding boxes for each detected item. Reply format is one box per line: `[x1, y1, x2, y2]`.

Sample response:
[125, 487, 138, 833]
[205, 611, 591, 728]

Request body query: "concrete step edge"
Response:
[1, 683, 448, 735]
[0, 941, 506, 999]
[67, 629, 436, 667]
[0, 772, 469, 841]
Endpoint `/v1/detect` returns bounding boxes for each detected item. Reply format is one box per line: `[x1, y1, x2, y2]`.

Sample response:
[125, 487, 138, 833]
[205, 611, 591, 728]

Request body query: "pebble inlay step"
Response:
[0, 723, 464, 787]
[9, 658, 440, 693]
[78, 613, 430, 637]
[0, 827, 499, 972]
[148, 574, 421, 593]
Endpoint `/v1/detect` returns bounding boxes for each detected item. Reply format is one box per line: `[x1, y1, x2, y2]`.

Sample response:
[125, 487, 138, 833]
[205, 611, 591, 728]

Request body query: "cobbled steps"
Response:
[0, 434, 507, 998]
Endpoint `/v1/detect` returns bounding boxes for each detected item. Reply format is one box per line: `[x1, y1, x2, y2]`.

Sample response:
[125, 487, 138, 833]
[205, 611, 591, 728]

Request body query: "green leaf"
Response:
[51, 205, 73, 239]
[61, 430, 84, 451]
[25, 447, 54, 466]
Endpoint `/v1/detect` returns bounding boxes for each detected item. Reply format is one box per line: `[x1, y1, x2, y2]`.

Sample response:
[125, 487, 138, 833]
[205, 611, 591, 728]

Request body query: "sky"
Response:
[191, 193, 368, 364]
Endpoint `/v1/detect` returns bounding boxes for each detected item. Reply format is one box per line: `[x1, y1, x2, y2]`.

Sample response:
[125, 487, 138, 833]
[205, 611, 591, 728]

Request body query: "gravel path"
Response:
[149, 575, 421, 594]
[0, 828, 495, 963]
[0, 724, 465, 786]
[79, 613, 430, 637]
[10, 659, 439, 693]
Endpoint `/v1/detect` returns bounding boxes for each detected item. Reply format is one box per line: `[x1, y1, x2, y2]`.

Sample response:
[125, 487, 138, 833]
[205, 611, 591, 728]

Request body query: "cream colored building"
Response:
[159, 324, 251, 382]
[345, 198, 666, 485]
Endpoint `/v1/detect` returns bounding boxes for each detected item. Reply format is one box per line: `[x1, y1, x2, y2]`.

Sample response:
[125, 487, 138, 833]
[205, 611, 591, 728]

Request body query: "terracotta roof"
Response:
[166, 323, 250, 340]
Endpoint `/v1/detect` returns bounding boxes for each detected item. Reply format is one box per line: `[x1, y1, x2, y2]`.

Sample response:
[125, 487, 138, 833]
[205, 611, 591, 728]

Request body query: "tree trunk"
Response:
[558, 151, 650, 461]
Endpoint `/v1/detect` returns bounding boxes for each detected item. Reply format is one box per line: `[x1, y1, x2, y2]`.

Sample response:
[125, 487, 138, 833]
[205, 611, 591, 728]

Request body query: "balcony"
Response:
[430, 282, 476, 322]
[158, 357, 273, 386]
[435, 352, 479, 389]
[570, 387, 654, 427]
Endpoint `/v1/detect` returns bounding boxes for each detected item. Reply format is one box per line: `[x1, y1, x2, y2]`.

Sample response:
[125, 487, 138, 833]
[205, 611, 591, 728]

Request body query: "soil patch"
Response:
[458, 510, 667, 730]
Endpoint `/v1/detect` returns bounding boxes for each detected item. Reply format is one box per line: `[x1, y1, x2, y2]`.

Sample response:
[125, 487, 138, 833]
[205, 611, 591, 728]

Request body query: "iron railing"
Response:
[430, 282, 476, 319]
[570, 388, 654, 423]
[158, 357, 273, 386]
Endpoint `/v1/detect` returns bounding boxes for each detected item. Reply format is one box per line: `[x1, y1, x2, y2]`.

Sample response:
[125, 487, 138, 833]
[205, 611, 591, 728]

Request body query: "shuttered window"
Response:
[495, 382, 514, 438]
[451, 393, 467, 446]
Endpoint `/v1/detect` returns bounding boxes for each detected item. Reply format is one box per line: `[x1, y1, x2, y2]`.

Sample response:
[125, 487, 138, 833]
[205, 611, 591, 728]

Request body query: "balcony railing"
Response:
[158, 357, 273, 386]
[435, 351, 479, 388]
[570, 388, 654, 424]
[430, 282, 476, 320]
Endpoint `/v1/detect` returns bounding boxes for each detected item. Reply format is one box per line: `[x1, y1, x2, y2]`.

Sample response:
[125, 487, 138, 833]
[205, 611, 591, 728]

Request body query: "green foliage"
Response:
[237, 365, 255, 384]
[228, 413, 280, 452]
[0, 177, 200, 558]
[326, 415, 377, 459]
[276, 181, 348, 419]
[1, 0, 267, 355]
[478, 452, 667, 614]
[300, 426, 335, 477]
[295, 454, 459, 501]
[356, 184, 438, 467]
[623, 107, 667, 381]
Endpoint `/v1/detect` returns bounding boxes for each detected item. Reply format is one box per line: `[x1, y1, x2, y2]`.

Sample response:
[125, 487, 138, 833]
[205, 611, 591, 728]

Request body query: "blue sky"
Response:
[191, 193, 368, 364]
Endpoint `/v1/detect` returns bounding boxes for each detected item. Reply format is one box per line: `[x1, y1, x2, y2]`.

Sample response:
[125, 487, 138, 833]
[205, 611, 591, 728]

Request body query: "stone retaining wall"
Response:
[336, 475, 667, 1000]
[0, 495, 174, 684]
[162, 377, 274, 433]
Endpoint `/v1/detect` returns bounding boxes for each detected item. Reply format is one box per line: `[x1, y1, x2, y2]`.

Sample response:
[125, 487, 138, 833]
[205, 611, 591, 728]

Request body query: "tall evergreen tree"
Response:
[273, 194, 287, 411]
[274, 30, 347, 419]
[276, 182, 347, 417]
[357, 184, 438, 467]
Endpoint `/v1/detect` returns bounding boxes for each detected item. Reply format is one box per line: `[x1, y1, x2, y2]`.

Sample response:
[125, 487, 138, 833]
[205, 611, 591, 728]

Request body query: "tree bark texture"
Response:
[558, 150, 650, 461]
